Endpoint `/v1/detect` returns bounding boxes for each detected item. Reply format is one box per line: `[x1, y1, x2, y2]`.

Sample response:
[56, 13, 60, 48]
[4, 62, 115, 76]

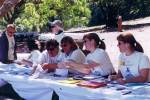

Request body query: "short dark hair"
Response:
[27, 39, 39, 51]
[61, 36, 78, 52]
[46, 39, 59, 51]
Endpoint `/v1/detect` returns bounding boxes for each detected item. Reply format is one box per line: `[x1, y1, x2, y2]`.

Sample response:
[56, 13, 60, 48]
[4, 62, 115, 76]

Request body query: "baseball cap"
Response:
[48, 20, 63, 28]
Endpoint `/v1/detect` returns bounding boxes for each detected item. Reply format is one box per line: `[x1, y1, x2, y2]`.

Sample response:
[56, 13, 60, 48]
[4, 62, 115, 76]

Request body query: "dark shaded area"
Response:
[89, 0, 150, 28]
[0, 83, 24, 100]
[15, 32, 39, 42]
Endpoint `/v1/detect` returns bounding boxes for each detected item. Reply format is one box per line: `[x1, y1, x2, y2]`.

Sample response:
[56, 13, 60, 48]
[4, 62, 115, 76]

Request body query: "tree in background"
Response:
[1, 0, 150, 31]
[89, 0, 125, 27]
[15, 0, 91, 32]
[88, 0, 150, 28]
[0, 0, 21, 18]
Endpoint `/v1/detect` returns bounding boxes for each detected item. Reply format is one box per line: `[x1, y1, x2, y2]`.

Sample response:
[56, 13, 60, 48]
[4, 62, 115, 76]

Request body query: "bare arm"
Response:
[21, 59, 33, 66]
[109, 70, 123, 80]
[125, 69, 149, 83]
[66, 61, 100, 74]
[42, 63, 58, 71]
[117, 68, 149, 84]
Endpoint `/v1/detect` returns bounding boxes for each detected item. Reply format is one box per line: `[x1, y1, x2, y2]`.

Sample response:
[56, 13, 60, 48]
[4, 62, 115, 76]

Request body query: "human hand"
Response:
[30, 65, 38, 75]
[108, 75, 117, 81]
[57, 62, 66, 68]
[42, 63, 49, 70]
[14, 60, 22, 65]
[21, 59, 32, 66]
[88, 61, 100, 68]
[21, 59, 26, 63]
[116, 78, 126, 85]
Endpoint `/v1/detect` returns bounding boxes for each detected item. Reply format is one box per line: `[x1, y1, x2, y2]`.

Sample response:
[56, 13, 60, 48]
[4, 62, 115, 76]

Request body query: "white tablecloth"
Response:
[1, 63, 150, 100]
[0, 63, 54, 100]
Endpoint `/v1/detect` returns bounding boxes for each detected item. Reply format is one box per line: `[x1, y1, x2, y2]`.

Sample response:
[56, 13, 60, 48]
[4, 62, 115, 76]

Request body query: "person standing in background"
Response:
[0, 24, 17, 63]
[0, 24, 23, 100]
[48, 20, 65, 44]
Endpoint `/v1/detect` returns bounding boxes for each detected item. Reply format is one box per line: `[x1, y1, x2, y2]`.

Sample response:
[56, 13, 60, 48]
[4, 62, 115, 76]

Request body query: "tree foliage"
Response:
[15, 0, 91, 32]
[88, 0, 150, 27]
[0, 0, 150, 31]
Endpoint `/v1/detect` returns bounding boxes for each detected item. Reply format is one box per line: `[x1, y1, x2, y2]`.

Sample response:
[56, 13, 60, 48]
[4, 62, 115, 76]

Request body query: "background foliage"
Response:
[0, 0, 150, 32]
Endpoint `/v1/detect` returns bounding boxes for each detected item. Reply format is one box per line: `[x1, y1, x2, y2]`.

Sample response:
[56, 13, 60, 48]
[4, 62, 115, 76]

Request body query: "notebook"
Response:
[77, 81, 107, 88]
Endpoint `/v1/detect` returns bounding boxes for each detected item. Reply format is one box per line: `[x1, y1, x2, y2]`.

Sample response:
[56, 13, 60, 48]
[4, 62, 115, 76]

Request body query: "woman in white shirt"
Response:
[21, 39, 41, 66]
[110, 33, 150, 84]
[39, 39, 61, 71]
[65, 33, 115, 76]
[57, 36, 85, 73]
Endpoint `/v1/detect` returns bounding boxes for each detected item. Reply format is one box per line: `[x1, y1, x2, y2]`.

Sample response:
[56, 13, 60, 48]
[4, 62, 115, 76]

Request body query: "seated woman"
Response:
[20, 39, 41, 67]
[65, 33, 115, 77]
[57, 36, 86, 73]
[38, 39, 60, 71]
[110, 33, 150, 84]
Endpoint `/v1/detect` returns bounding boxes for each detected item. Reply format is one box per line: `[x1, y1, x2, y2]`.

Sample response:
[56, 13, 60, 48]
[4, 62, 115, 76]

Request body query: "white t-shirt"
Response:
[58, 49, 85, 74]
[119, 51, 150, 81]
[55, 32, 65, 44]
[28, 50, 41, 64]
[86, 48, 115, 76]
[58, 49, 85, 63]
[6, 33, 15, 60]
[39, 50, 60, 64]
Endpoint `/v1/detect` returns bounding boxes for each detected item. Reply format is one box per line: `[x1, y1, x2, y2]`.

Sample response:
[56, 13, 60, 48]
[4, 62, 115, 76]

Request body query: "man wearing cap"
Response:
[49, 20, 65, 44]
[0, 24, 17, 63]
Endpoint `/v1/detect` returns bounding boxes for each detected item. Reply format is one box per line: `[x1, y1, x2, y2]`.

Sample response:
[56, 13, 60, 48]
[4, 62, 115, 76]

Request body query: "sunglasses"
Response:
[61, 44, 67, 47]
[83, 40, 88, 43]
[118, 42, 125, 46]
[47, 47, 55, 51]
[51, 25, 56, 28]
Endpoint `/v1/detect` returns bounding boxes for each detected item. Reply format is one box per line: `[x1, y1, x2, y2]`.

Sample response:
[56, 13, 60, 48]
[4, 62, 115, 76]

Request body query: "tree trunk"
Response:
[0, 0, 21, 18]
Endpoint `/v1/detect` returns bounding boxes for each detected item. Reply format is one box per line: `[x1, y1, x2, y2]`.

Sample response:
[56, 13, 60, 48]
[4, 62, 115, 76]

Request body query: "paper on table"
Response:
[30, 64, 48, 78]
[58, 78, 82, 84]
[83, 75, 102, 80]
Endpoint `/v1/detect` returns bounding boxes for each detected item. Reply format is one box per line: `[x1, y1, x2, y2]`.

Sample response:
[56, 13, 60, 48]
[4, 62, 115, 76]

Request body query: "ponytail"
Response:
[135, 41, 144, 53]
[83, 33, 106, 50]
[117, 33, 144, 53]
[99, 39, 106, 50]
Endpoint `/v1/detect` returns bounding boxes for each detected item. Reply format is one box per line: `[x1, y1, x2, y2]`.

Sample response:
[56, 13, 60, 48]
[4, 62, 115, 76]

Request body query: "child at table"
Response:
[20, 39, 41, 67]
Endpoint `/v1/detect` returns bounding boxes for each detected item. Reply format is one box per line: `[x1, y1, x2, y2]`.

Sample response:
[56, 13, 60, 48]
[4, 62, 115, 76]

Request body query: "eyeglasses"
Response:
[51, 25, 56, 28]
[61, 44, 67, 47]
[83, 40, 89, 43]
[118, 42, 125, 46]
[47, 48, 55, 51]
